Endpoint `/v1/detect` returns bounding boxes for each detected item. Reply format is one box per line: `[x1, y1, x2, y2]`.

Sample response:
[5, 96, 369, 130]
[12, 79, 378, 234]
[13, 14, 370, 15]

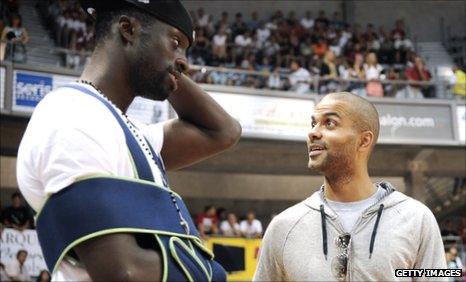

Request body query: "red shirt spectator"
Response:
[196, 205, 219, 238]
[405, 56, 431, 86]
[390, 19, 406, 40]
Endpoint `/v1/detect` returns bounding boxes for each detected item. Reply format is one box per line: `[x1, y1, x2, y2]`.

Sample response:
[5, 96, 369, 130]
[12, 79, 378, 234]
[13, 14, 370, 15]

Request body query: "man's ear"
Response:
[359, 131, 374, 152]
[118, 15, 137, 45]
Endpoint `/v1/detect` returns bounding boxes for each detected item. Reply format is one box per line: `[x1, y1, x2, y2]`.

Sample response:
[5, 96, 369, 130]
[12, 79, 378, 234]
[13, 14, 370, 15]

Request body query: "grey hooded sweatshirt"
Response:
[254, 182, 447, 281]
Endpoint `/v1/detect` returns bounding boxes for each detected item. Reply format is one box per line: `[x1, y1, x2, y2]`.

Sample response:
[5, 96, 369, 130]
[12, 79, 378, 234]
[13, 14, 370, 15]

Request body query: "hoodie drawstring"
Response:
[320, 204, 328, 260]
[369, 204, 384, 259]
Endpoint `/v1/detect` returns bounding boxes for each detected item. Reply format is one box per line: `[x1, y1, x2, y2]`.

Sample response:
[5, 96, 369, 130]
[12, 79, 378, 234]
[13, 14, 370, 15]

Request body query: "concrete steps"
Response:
[19, 0, 63, 67]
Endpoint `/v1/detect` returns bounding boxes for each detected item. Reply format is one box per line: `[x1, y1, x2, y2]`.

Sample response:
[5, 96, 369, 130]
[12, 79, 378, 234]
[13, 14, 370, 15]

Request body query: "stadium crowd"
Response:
[33, 0, 459, 99]
[195, 205, 263, 239]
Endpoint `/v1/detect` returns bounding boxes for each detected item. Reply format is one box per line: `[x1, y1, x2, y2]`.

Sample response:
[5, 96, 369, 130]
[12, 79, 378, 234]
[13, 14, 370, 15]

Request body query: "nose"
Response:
[175, 58, 189, 74]
[307, 125, 322, 142]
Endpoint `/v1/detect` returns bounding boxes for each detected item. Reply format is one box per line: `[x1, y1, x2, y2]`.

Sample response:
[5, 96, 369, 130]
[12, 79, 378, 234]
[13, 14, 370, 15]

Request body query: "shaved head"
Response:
[321, 92, 380, 148]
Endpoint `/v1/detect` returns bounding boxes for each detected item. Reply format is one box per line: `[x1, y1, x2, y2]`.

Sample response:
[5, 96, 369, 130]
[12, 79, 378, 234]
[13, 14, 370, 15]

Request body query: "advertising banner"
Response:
[205, 236, 261, 281]
[374, 102, 455, 144]
[209, 91, 314, 141]
[0, 228, 48, 276]
[12, 70, 76, 112]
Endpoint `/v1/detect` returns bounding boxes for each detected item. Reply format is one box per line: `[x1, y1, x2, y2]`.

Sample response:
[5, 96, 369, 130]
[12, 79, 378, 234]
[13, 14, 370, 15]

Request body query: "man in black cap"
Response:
[17, 0, 240, 280]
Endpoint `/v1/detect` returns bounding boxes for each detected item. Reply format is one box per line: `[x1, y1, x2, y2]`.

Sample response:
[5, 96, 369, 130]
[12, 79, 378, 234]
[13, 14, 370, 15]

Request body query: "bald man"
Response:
[254, 92, 447, 281]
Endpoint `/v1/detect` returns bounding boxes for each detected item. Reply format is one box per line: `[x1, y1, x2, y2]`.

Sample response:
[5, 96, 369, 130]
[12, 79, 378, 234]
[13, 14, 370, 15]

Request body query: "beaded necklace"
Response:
[77, 80, 190, 235]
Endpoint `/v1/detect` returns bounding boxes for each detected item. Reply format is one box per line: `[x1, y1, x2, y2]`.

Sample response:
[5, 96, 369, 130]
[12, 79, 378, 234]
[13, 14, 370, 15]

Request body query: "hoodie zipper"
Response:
[319, 182, 394, 281]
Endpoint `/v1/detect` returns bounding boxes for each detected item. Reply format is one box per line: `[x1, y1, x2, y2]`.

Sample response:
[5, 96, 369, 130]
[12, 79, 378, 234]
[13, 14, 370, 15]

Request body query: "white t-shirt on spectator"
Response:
[17, 82, 166, 281]
[57, 15, 66, 28]
[213, 34, 227, 47]
[197, 14, 209, 27]
[265, 21, 277, 31]
[394, 38, 413, 51]
[220, 220, 241, 237]
[329, 44, 342, 57]
[367, 39, 381, 51]
[268, 73, 282, 89]
[364, 64, 384, 80]
[289, 67, 311, 94]
[240, 219, 263, 238]
[257, 28, 271, 45]
[235, 34, 252, 47]
[300, 18, 314, 29]
[5, 259, 31, 281]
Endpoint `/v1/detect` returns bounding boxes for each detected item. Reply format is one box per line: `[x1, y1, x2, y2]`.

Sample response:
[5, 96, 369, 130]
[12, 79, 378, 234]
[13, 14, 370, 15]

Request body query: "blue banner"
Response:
[15, 72, 52, 108]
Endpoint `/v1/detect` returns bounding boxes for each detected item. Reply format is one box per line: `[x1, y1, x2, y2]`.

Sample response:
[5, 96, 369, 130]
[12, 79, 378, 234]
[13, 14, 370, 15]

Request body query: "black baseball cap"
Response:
[80, 0, 195, 47]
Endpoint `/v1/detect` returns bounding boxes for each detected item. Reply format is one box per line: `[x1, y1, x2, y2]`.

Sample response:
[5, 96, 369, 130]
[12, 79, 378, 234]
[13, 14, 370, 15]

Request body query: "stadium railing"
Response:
[42, 47, 455, 99]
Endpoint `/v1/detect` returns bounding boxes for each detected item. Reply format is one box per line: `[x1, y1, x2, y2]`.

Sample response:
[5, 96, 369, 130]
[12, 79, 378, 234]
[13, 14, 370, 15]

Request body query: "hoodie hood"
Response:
[302, 181, 411, 260]
[303, 181, 409, 218]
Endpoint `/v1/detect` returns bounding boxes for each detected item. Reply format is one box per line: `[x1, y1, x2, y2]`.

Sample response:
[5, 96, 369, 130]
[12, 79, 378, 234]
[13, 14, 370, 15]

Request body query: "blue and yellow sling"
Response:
[35, 84, 227, 282]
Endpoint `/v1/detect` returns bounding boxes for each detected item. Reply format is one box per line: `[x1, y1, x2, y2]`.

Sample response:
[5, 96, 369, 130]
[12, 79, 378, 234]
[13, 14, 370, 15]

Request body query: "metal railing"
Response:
[2, 45, 459, 99]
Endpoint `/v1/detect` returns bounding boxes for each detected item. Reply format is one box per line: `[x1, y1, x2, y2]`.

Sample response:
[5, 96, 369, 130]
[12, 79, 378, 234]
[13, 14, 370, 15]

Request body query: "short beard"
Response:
[311, 143, 356, 181]
[128, 38, 174, 101]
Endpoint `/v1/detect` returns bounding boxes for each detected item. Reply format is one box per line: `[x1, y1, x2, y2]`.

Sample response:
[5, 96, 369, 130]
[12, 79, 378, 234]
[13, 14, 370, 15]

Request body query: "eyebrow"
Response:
[311, 112, 341, 120]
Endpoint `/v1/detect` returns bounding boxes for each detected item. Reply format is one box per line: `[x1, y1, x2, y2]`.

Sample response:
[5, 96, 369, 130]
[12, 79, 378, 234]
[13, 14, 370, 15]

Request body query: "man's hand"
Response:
[161, 73, 241, 170]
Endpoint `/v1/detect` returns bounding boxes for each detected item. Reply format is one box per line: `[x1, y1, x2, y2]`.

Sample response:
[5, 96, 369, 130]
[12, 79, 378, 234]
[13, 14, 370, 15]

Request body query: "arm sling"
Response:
[36, 84, 227, 282]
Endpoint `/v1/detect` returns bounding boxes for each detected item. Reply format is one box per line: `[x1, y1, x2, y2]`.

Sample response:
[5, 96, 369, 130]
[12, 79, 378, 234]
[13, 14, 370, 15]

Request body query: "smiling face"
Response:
[307, 97, 360, 174]
[307, 93, 379, 176]
[128, 20, 189, 101]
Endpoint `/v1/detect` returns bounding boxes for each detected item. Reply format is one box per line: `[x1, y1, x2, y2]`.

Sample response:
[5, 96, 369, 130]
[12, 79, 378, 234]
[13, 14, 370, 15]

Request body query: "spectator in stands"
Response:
[320, 50, 339, 93]
[240, 211, 263, 238]
[314, 10, 329, 31]
[234, 29, 253, 55]
[391, 19, 406, 41]
[445, 246, 463, 281]
[36, 270, 51, 282]
[215, 11, 230, 33]
[232, 12, 247, 39]
[363, 52, 384, 97]
[256, 21, 271, 49]
[384, 67, 403, 97]
[394, 32, 413, 52]
[312, 37, 328, 58]
[212, 26, 228, 61]
[268, 66, 283, 90]
[288, 58, 311, 94]
[450, 65, 466, 100]
[220, 212, 242, 237]
[1, 192, 33, 230]
[346, 56, 366, 97]
[216, 207, 227, 223]
[300, 11, 314, 30]
[196, 205, 219, 239]
[330, 12, 344, 30]
[247, 11, 260, 31]
[404, 56, 434, 98]
[1, 14, 28, 62]
[5, 250, 31, 282]
[196, 8, 209, 29]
